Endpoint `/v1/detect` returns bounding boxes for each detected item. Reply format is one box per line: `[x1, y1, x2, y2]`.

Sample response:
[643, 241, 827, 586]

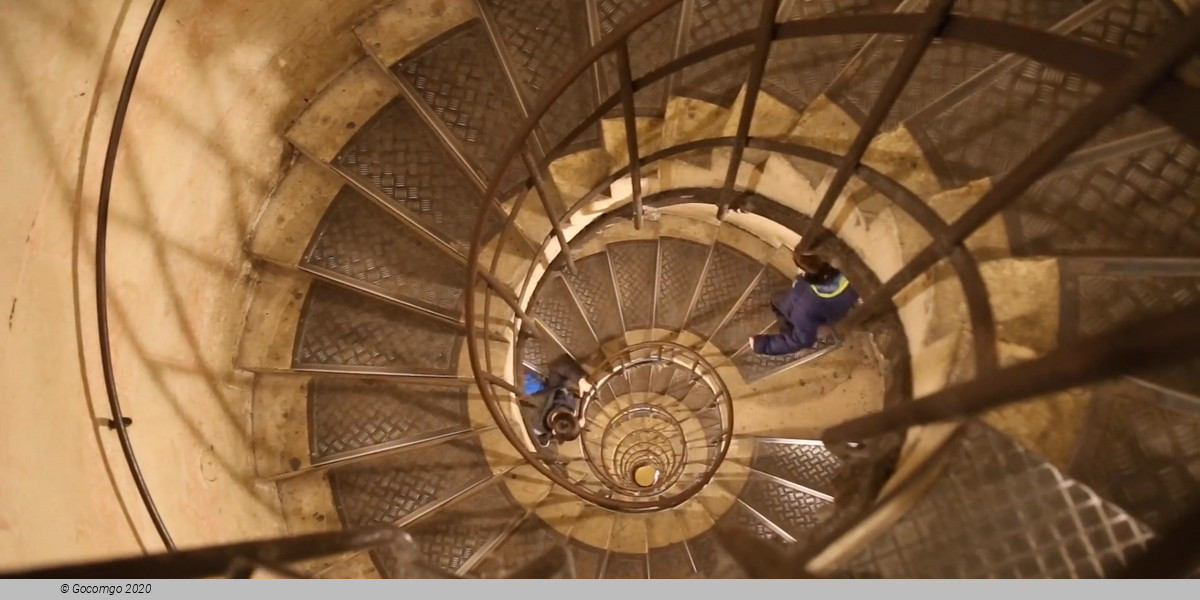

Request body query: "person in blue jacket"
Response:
[523, 356, 586, 447]
[750, 250, 859, 356]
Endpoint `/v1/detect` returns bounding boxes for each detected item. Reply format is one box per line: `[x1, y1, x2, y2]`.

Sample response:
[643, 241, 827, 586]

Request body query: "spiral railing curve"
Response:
[463, 0, 1200, 515]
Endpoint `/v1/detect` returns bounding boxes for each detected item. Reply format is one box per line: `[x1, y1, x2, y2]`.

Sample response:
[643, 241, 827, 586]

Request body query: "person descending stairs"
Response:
[524, 356, 587, 447]
[751, 250, 859, 356]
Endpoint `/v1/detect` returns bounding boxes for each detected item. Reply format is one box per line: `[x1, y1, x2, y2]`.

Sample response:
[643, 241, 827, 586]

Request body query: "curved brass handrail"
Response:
[575, 341, 731, 504]
[463, 1, 1200, 513]
[95, 0, 174, 550]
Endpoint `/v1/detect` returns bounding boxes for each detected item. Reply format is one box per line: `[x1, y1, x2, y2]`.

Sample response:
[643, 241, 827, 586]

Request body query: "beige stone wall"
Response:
[0, 0, 384, 569]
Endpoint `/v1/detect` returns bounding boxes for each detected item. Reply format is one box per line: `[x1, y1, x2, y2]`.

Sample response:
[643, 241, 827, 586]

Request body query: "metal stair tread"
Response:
[392, 19, 531, 192]
[302, 187, 468, 320]
[332, 98, 503, 254]
[309, 378, 472, 460]
[293, 282, 463, 376]
[836, 421, 1156, 578]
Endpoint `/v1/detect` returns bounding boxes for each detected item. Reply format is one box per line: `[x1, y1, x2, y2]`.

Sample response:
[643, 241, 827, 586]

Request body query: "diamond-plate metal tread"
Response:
[656, 238, 710, 332]
[370, 543, 452, 579]
[395, 21, 529, 190]
[1008, 139, 1200, 257]
[563, 254, 626, 346]
[647, 542, 696, 578]
[709, 266, 789, 356]
[1074, 271, 1200, 333]
[774, 1, 898, 120]
[531, 275, 602, 363]
[293, 283, 462, 374]
[1070, 380, 1200, 533]
[741, 472, 833, 538]
[474, 514, 567, 578]
[951, 0, 1084, 28]
[875, 0, 1098, 130]
[685, 243, 761, 340]
[334, 99, 498, 252]
[913, 0, 1184, 185]
[521, 335, 552, 374]
[597, 0, 684, 115]
[912, 59, 1103, 188]
[1062, 267, 1200, 396]
[840, 37, 1011, 129]
[305, 188, 465, 315]
[732, 348, 813, 382]
[331, 436, 491, 527]
[676, 0, 766, 107]
[605, 552, 648, 579]
[407, 483, 525, 574]
[607, 241, 659, 331]
[715, 500, 789, 546]
[753, 441, 843, 494]
[483, 0, 599, 148]
[1053, 0, 1179, 149]
[310, 379, 470, 459]
[1070, 0, 1178, 56]
[838, 422, 1155, 578]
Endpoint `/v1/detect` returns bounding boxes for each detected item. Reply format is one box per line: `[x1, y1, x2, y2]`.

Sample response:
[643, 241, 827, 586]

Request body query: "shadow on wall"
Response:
[0, 0, 387, 562]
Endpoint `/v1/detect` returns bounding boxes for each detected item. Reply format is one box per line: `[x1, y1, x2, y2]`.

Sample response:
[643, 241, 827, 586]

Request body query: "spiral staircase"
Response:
[78, 0, 1199, 579]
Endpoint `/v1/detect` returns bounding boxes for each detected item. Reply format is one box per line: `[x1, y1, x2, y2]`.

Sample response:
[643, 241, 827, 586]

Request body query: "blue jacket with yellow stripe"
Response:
[751, 273, 858, 356]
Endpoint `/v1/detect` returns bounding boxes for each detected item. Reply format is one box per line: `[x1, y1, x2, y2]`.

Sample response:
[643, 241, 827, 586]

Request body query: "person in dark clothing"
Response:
[524, 356, 586, 447]
[750, 250, 860, 356]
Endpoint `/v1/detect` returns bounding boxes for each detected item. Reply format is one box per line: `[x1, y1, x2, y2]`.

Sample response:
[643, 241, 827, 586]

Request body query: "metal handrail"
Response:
[75, 0, 1200, 575]
[0, 525, 580, 579]
[95, 0, 173, 551]
[577, 342, 730, 505]
[463, 0, 1200, 515]
[0, 528, 398, 579]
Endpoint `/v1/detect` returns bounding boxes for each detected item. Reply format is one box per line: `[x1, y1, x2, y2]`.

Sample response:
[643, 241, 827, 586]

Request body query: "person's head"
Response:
[547, 356, 585, 390]
[793, 249, 840, 285]
[547, 407, 581, 442]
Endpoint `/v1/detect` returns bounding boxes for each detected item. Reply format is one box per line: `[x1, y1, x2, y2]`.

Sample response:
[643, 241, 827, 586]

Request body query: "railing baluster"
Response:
[824, 304, 1200, 443]
[716, 0, 782, 219]
[474, 268, 584, 371]
[616, 42, 645, 229]
[522, 152, 577, 274]
[904, 0, 1120, 127]
[698, 265, 766, 350]
[845, 9, 1200, 327]
[796, 0, 955, 250]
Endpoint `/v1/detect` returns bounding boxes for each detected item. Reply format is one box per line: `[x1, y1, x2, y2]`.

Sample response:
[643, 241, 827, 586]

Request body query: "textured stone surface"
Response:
[356, 0, 479, 66]
[286, 58, 398, 163]
[238, 269, 311, 371]
[249, 158, 343, 265]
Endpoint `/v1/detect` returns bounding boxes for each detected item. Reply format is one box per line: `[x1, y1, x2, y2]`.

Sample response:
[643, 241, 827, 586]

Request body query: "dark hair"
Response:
[546, 356, 585, 390]
[793, 250, 841, 285]
[549, 409, 580, 441]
